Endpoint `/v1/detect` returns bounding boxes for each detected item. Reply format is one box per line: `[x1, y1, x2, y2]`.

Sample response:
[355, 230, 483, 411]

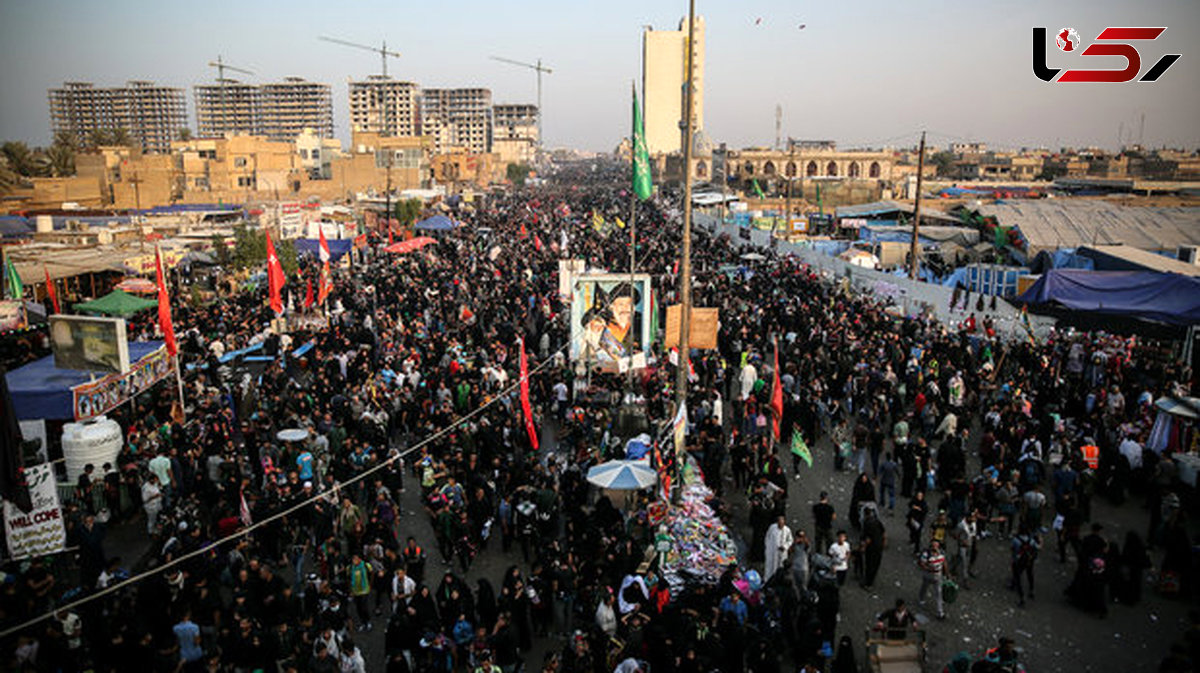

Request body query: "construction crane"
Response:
[490, 56, 552, 149]
[320, 36, 402, 77]
[206, 56, 254, 137]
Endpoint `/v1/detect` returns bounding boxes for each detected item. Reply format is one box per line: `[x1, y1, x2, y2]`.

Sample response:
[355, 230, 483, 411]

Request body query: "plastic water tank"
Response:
[61, 416, 123, 484]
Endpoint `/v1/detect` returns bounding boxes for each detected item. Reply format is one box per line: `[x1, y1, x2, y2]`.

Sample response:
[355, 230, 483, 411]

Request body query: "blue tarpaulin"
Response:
[294, 237, 352, 261]
[414, 215, 458, 231]
[6, 341, 164, 420]
[1017, 269, 1200, 326]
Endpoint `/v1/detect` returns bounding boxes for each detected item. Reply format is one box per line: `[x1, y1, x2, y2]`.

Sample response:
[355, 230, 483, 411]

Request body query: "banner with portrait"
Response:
[570, 274, 653, 369]
[71, 345, 175, 420]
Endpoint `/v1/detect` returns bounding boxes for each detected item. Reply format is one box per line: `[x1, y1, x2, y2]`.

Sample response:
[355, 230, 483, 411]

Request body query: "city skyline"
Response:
[1, 0, 1197, 153]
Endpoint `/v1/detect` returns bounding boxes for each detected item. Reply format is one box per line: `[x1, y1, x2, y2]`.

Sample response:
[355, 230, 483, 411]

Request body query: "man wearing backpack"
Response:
[1010, 527, 1040, 607]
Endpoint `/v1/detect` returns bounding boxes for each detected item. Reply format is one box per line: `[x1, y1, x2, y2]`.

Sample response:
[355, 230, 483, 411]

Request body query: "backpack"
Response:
[1016, 536, 1037, 565]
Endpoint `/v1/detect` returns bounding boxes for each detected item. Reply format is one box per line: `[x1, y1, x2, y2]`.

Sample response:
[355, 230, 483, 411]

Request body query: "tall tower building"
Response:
[348, 76, 420, 137]
[420, 88, 493, 154]
[641, 16, 705, 156]
[259, 78, 333, 141]
[195, 78, 332, 141]
[49, 80, 187, 153]
[194, 80, 260, 137]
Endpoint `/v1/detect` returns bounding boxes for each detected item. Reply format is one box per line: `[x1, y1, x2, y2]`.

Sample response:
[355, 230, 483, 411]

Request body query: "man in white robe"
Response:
[764, 515, 794, 580]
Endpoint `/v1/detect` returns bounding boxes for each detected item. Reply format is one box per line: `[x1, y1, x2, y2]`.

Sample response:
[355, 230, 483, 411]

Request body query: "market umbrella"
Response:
[384, 237, 437, 254]
[740, 252, 766, 261]
[115, 277, 158, 294]
[586, 459, 657, 490]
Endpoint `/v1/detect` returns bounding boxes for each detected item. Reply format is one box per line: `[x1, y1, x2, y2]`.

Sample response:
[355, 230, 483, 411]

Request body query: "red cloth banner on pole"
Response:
[519, 337, 539, 451]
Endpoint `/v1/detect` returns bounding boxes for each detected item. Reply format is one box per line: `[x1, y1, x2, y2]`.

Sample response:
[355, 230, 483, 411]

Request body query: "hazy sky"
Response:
[1, 0, 1197, 153]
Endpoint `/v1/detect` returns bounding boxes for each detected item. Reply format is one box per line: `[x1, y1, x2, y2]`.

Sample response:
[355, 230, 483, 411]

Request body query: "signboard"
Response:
[664, 305, 720, 350]
[71, 345, 174, 420]
[123, 248, 184, 276]
[3, 463, 66, 560]
[840, 217, 869, 228]
[789, 217, 808, 234]
[558, 259, 586, 301]
[570, 273, 653, 369]
[808, 213, 834, 233]
[50, 315, 130, 374]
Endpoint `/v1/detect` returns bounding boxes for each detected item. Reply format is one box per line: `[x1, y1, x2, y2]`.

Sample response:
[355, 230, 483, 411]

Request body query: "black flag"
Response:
[0, 368, 31, 513]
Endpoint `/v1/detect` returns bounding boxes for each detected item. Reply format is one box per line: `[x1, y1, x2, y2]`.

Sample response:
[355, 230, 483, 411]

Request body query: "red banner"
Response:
[519, 337, 539, 451]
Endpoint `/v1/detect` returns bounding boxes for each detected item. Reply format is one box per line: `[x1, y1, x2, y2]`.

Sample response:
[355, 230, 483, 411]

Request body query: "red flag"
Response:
[388, 219, 394, 245]
[304, 273, 314, 309]
[265, 229, 285, 314]
[154, 246, 178, 357]
[519, 222, 528, 238]
[43, 265, 59, 314]
[239, 488, 252, 527]
[318, 226, 331, 264]
[770, 336, 783, 441]
[317, 260, 331, 305]
[519, 337, 539, 450]
[533, 234, 543, 252]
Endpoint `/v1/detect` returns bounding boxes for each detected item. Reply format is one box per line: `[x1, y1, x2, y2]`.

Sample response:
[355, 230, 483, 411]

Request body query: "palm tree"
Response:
[177, 128, 192, 142]
[0, 141, 39, 177]
[44, 143, 76, 177]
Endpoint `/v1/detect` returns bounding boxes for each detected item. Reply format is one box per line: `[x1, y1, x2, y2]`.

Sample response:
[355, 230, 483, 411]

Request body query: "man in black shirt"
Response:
[812, 491, 836, 554]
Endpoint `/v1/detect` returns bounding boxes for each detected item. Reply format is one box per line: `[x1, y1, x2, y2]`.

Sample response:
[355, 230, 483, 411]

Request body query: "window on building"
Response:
[237, 176, 255, 188]
[763, 161, 776, 176]
[826, 161, 838, 176]
[869, 162, 881, 178]
[234, 157, 247, 168]
[311, 149, 319, 160]
[695, 160, 707, 178]
[806, 161, 818, 177]
[198, 149, 216, 160]
[848, 162, 860, 178]
[785, 162, 796, 177]
[300, 149, 309, 159]
[743, 162, 754, 176]
[194, 177, 209, 189]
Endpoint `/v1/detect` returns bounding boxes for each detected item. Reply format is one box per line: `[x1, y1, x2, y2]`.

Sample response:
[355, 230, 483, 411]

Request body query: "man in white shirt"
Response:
[952, 511, 978, 588]
[1119, 434, 1143, 470]
[595, 592, 617, 636]
[764, 516, 794, 581]
[390, 568, 416, 614]
[828, 531, 851, 586]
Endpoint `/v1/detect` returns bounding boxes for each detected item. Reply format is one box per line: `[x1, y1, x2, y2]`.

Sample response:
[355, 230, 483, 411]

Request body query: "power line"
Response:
[1, 337, 569, 638]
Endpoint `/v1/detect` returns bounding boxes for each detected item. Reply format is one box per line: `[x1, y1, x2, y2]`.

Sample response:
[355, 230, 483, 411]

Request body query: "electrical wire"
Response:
[1, 336, 572, 638]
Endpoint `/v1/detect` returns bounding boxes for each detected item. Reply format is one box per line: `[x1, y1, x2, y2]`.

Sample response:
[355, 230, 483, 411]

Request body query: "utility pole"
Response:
[628, 81, 639, 392]
[909, 131, 926, 280]
[674, 0, 697, 503]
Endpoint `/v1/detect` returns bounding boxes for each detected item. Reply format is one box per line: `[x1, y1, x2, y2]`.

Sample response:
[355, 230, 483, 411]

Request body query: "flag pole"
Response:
[628, 80, 638, 392]
[673, 0, 697, 504]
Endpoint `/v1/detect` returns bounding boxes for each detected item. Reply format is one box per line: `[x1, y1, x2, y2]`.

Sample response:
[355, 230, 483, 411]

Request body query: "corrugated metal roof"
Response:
[836, 200, 960, 223]
[979, 201, 1200, 254]
[1081, 245, 1200, 277]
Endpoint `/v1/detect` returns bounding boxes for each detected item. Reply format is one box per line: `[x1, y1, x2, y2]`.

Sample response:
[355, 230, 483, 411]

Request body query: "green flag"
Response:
[4, 254, 22, 300]
[994, 225, 1008, 249]
[632, 84, 653, 201]
[790, 430, 812, 467]
[752, 179, 765, 199]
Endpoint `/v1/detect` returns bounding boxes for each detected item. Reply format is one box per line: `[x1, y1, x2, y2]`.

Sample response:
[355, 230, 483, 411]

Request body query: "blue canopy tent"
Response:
[6, 341, 163, 420]
[294, 237, 352, 262]
[1017, 269, 1200, 326]
[414, 215, 458, 232]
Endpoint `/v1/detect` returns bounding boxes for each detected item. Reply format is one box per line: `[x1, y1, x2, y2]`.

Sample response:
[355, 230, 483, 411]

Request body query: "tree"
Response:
[930, 151, 956, 177]
[392, 198, 423, 229]
[506, 162, 532, 187]
[212, 233, 233, 267]
[1, 142, 39, 177]
[177, 128, 193, 142]
[45, 139, 76, 178]
[231, 224, 298, 275]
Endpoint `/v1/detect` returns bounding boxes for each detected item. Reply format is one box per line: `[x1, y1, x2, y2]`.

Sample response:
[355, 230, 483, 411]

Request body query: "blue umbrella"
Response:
[586, 460, 657, 490]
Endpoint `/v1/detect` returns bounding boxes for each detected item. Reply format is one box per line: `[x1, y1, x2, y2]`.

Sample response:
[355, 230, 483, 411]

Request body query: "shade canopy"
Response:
[384, 237, 438, 254]
[586, 460, 657, 490]
[1017, 269, 1200, 326]
[114, 277, 158, 294]
[5, 341, 163, 419]
[73, 289, 158, 317]
[414, 215, 458, 231]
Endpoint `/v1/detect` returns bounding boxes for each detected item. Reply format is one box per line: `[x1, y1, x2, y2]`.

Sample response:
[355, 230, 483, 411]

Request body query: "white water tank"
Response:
[35, 215, 54, 234]
[61, 416, 123, 484]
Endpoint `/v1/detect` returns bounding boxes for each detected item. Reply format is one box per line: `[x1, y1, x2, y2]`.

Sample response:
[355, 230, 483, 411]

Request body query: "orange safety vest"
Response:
[1080, 445, 1099, 469]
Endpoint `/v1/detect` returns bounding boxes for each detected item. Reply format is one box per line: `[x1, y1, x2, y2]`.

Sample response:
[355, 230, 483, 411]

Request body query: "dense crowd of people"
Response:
[1, 169, 1198, 673]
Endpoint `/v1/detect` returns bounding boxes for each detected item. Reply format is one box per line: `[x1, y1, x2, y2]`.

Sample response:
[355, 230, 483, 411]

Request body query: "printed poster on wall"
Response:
[4, 463, 66, 560]
[570, 273, 653, 371]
